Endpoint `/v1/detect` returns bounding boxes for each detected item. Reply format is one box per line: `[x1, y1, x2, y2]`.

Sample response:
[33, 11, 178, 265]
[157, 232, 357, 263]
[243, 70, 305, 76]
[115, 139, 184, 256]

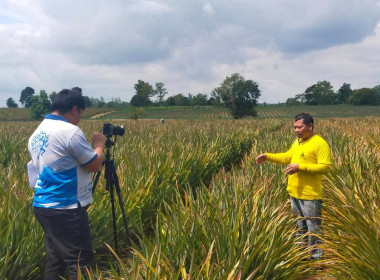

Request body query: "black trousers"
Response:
[33, 206, 94, 280]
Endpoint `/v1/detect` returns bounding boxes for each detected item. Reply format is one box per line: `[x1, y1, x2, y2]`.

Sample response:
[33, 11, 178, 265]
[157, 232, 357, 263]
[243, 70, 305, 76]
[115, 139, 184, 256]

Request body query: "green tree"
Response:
[207, 96, 219, 106]
[336, 83, 352, 104]
[348, 88, 380, 105]
[72, 87, 82, 93]
[49, 91, 57, 103]
[295, 93, 306, 104]
[373, 85, 380, 101]
[130, 94, 152, 107]
[129, 107, 146, 120]
[6, 97, 18, 108]
[191, 93, 208, 106]
[130, 80, 154, 107]
[165, 96, 175, 106]
[19, 86, 35, 108]
[88, 96, 105, 108]
[212, 73, 261, 119]
[304, 81, 336, 105]
[165, 94, 190, 106]
[286, 97, 301, 105]
[30, 90, 51, 120]
[105, 97, 127, 108]
[154, 82, 168, 105]
[98, 97, 106, 108]
[83, 96, 92, 108]
[212, 73, 243, 105]
[89, 97, 106, 108]
[286, 93, 307, 105]
[135, 80, 154, 98]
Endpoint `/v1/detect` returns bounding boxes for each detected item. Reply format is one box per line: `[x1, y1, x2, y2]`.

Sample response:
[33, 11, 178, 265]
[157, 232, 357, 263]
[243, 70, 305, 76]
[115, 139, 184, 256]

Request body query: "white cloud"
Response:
[127, 1, 173, 14]
[203, 4, 215, 15]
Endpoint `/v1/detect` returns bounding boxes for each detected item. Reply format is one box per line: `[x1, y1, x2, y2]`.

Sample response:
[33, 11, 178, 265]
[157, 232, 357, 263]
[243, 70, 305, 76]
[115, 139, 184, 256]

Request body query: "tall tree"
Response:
[130, 80, 154, 107]
[212, 73, 261, 119]
[154, 82, 168, 105]
[336, 83, 352, 104]
[135, 80, 154, 98]
[30, 90, 51, 120]
[304, 81, 336, 105]
[212, 73, 244, 105]
[19, 86, 35, 108]
[6, 97, 18, 108]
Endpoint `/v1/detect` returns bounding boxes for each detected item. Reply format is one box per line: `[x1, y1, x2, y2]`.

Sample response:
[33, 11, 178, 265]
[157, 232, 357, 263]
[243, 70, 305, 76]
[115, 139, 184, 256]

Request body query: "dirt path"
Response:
[90, 111, 115, 119]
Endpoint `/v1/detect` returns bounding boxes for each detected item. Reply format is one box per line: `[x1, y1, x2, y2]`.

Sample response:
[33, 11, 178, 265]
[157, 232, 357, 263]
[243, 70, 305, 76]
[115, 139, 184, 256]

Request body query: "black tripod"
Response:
[92, 136, 131, 254]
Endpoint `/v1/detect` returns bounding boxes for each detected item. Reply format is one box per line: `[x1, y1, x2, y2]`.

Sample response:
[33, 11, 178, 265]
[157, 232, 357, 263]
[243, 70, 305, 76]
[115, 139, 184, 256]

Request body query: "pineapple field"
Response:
[1, 116, 379, 279]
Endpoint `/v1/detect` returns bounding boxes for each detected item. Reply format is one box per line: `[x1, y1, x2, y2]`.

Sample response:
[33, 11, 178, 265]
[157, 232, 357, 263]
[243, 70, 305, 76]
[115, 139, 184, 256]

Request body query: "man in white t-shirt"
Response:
[28, 89, 106, 280]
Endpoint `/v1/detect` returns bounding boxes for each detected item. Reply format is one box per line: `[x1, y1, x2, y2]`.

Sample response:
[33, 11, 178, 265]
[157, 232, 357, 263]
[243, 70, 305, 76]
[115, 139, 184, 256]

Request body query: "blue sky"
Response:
[1, 0, 380, 107]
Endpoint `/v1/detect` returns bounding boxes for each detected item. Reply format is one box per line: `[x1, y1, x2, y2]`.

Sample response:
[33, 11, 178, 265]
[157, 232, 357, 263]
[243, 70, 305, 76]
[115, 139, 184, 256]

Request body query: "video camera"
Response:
[102, 123, 125, 137]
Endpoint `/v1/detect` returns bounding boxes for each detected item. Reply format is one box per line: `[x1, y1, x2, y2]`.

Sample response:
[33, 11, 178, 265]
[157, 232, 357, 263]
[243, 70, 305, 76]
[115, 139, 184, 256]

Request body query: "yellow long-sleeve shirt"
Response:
[266, 134, 332, 200]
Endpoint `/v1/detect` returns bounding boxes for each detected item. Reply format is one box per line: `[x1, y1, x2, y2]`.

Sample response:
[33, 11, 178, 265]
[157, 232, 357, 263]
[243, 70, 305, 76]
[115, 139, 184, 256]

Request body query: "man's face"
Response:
[293, 119, 313, 140]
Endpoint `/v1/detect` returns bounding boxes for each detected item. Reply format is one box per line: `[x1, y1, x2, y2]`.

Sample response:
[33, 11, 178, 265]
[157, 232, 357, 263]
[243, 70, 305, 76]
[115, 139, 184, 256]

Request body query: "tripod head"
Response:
[105, 136, 115, 149]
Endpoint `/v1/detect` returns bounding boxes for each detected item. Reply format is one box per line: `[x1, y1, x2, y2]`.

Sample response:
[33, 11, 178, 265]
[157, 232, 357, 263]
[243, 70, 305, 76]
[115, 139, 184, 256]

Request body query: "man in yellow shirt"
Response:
[256, 113, 331, 259]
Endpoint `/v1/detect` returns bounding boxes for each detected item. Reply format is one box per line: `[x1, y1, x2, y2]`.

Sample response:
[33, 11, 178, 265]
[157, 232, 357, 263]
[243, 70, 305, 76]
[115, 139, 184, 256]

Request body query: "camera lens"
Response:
[114, 126, 125, 136]
[102, 123, 124, 137]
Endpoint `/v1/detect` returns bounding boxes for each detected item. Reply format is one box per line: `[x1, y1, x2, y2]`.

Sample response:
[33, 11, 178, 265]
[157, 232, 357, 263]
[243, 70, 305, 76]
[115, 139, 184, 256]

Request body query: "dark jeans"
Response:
[33, 206, 94, 280]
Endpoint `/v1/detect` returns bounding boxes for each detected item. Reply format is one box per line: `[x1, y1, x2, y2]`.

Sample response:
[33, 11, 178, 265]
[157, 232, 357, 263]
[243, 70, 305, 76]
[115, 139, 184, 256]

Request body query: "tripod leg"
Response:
[106, 160, 119, 254]
[91, 162, 104, 195]
[110, 160, 131, 247]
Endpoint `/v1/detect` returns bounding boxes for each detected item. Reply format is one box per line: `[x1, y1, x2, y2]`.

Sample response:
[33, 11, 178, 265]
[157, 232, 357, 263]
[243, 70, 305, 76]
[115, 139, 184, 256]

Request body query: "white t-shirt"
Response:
[28, 114, 97, 209]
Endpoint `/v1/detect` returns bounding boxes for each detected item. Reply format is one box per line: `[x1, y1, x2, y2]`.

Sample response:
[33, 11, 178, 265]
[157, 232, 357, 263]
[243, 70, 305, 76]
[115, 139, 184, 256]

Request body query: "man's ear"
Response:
[71, 105, 78, 114]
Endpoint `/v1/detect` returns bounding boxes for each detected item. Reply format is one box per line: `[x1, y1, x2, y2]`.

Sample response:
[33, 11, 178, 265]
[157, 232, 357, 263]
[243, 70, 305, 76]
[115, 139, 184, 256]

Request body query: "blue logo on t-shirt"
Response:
[31, 131, 49, 159]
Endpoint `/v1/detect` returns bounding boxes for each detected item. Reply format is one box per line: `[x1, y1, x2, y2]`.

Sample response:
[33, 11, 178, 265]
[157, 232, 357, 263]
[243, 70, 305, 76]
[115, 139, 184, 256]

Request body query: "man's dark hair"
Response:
[51, 89, 86, 114]
[294, 113, 314, 125]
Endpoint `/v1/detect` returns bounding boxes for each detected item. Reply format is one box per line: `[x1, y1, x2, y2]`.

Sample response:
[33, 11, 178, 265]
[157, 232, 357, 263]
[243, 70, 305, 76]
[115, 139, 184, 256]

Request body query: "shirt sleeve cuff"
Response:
[82, 154, 98, 167]
[298, 163, 305, 171]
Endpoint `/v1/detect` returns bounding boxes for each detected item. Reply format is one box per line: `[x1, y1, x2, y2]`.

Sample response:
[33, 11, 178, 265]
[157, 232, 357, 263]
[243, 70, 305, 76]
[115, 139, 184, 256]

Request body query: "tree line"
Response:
[286, 81, 380, 106]
[6, 73, 262, 119]
[6, 75, 379, 120]
[129, 80, 216, 107]
[112, 73, 261, 119]
[129, 74, 261, 120]
[6, 86, 129, 120]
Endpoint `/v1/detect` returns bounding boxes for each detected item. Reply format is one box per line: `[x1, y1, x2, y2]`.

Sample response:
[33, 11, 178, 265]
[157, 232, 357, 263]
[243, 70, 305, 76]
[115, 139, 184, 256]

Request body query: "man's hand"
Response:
[285, 163, 299, 175]
[255, 154, 266, 165]
[84, 133, 106, 172]
[92, 133, 106, 149]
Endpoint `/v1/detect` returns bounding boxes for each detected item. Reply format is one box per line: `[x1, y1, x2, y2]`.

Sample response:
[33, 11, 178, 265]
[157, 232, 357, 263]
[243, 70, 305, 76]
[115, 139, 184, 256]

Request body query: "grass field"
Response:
[93, 105, 380, 120]
[1, 104, 379, 121]
[1, 113, 380, 279]
[0, 107, 111, 121]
